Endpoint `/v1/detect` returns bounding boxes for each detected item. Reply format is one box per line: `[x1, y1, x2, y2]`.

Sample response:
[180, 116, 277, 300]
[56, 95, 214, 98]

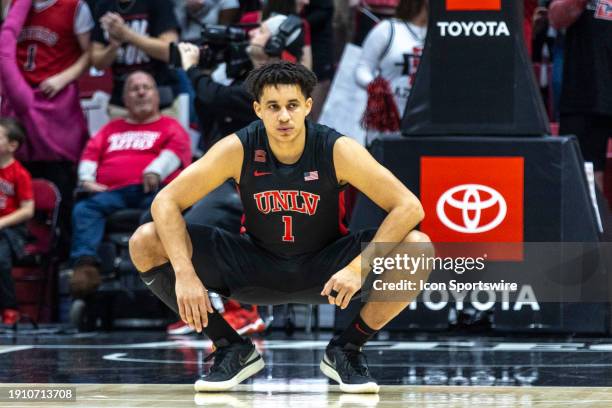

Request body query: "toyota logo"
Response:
[436, 184, 507, 233]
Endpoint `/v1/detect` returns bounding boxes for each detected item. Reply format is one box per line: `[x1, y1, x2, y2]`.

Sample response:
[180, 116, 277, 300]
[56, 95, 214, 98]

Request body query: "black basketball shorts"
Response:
[142, 224, 377, 306]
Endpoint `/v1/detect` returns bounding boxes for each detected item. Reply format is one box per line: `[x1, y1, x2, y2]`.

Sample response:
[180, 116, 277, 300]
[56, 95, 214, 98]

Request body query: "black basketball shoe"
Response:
[320, 343, 379, 393]
[194, 339, 264, 392]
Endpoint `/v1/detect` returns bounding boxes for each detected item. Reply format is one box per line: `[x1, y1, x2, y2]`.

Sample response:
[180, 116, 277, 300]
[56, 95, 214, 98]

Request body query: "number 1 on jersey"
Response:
[24, 44, 37, 71]
[282, 216, 294, 242]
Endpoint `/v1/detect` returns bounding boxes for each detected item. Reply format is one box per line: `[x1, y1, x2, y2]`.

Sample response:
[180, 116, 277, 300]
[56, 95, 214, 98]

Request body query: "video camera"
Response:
[169, 24, 254, 78]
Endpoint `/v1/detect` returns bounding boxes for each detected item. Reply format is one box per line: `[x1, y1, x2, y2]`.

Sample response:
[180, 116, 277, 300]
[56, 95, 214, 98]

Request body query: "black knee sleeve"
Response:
[139, 263, 243, 346]
[139, 263, 179, 314]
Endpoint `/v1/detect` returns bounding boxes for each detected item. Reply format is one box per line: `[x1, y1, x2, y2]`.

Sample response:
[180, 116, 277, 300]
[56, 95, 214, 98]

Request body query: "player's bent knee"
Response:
[129, 222, 165, 272]
[405, 230, 430, 244]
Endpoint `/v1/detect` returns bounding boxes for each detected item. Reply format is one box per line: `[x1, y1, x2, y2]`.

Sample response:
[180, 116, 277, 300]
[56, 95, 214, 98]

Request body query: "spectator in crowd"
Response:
[91, 0, 181, 118]
[550, 0, 612, 191]
[0, 118, 34, 326]
[354, 0, 427, 145]
[1, 0, 8, 22]
[353, 0, 398, 46]
[0, 0, 91, 249]
[172, 0, 241, 42]
[171, 0, 242, 129]
[240, 0, 313, 70]
[332, 0, 356, 63]
[10, 0, 93, 94]
[531, 1, 559, 120]
[183, 12, 305, 150]
[300, 0, 335, 121]
[524, 0, 538, 57]
[69, 71, 191, 299]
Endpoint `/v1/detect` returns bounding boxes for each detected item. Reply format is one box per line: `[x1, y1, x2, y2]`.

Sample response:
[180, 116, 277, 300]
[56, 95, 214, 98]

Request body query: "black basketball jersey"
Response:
[235, 120, 349, 257]
[561, 3, 612, 115]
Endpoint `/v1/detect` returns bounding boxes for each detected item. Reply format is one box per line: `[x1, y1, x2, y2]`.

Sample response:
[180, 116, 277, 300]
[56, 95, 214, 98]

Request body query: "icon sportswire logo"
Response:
[436, 184, 507, 233]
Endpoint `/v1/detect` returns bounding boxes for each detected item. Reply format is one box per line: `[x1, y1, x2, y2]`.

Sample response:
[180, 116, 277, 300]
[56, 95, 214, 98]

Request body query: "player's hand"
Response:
[39, 74, 68, 99]
[178, 42, 200, 71]
[81, 180, 108, 193]
[321, 265, 362, 309]
[175, 270, 214, 333]
[143, 173, 161, 194]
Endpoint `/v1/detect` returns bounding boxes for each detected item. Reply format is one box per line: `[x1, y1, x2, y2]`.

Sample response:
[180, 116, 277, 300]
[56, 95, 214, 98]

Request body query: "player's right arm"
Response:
[150, 134, 243, 331]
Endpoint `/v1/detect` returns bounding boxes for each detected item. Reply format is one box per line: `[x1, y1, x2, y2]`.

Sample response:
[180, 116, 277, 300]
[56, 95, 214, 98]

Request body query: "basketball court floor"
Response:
[2, 330, 612, 407]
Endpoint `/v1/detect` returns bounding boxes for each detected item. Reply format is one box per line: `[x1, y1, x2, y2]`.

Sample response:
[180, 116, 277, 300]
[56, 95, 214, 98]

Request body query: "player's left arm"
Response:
[321, 136, 424, 308]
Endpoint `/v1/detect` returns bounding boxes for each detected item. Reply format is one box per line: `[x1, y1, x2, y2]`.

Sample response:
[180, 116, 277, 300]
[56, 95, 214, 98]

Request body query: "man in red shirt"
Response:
[0, 118, 34, 325]
[69, 71, 191, 298]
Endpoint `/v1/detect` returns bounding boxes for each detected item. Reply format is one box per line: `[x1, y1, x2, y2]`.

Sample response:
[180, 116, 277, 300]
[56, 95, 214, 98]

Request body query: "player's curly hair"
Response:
[245, 61, 318, 101]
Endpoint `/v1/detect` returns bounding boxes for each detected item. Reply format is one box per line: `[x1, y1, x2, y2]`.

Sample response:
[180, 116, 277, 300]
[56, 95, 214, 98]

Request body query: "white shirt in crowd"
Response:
[355, 18, 427, 117]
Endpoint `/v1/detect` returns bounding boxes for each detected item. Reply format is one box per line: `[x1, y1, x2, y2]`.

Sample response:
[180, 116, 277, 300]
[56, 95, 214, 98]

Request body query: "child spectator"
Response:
[0, 118, 34, 325]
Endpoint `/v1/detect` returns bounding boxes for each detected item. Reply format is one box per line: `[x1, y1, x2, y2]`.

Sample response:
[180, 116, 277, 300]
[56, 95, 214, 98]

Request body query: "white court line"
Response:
[0, 346, 32, 355]
[3, 340, 612, 352]
[101, 352, 612, 368]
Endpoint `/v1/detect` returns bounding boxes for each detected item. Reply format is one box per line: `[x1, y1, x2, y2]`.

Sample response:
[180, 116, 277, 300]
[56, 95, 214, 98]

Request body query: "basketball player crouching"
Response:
[129, 61, 432, 393]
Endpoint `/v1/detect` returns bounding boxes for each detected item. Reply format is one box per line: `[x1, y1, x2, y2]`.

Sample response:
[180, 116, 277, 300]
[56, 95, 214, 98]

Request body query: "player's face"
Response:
[123, 73, 160, 120]
[254, 84, 313, 144]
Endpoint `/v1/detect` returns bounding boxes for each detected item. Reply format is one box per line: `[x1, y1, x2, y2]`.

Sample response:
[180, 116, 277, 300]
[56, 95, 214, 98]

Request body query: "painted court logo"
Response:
[436, 184, 507, 233]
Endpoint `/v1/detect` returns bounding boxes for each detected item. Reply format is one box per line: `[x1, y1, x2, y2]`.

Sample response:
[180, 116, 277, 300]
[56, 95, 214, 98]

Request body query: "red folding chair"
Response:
[11, 179, 61, 326]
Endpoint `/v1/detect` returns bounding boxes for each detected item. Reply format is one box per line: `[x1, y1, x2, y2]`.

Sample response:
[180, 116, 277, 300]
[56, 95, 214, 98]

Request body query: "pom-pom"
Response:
[360, 77, 401, 132]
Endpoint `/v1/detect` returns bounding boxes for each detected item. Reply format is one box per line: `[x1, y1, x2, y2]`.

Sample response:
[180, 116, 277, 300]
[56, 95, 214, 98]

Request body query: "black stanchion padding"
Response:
[401, 0, 549, 135]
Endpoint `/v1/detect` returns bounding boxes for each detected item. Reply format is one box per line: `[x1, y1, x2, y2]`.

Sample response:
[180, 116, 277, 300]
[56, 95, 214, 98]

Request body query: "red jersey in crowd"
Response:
[80, 116, 191, 191]
[0, 159, 33, 217]
[16, 0, 87, 85]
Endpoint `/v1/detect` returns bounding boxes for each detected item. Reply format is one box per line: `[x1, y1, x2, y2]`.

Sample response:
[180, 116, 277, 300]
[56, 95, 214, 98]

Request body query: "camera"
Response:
[169, 24, 253, 78]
